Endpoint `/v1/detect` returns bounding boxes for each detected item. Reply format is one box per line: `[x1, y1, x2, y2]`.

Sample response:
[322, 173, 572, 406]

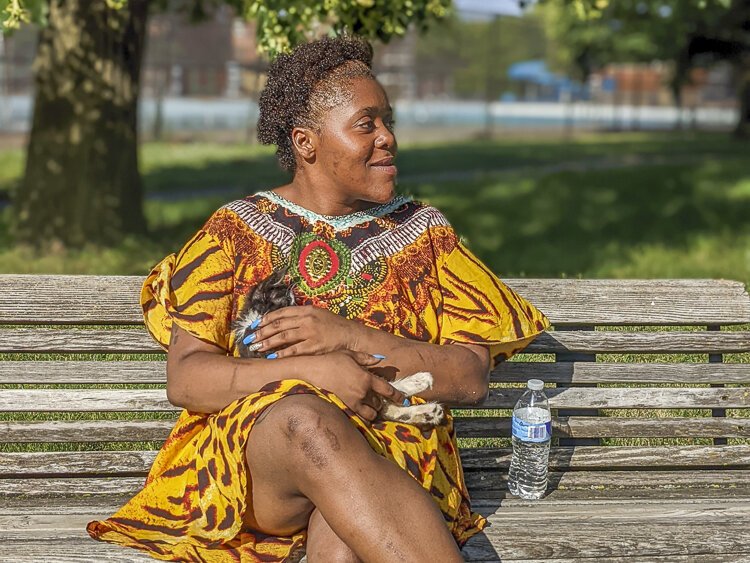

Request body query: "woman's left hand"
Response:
[246, 305, 367, 359]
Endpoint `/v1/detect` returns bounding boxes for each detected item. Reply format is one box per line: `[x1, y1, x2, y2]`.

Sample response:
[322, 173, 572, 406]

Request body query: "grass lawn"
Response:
[0, 130, 748, 286]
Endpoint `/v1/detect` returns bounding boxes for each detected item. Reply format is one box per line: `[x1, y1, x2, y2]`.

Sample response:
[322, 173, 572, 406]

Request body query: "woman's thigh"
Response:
[242, 393, 372, 537]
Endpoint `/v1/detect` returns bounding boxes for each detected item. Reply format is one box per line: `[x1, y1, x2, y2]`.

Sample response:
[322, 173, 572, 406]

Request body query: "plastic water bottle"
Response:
[508, 379, 551, 499]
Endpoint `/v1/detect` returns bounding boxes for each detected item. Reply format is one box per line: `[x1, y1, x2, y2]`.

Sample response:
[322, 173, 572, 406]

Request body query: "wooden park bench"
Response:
[1, 274, 749, 562]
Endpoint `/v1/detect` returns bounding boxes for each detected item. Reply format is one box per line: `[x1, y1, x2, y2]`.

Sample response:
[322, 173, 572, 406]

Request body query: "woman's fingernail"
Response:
[250, 318, 261, 330]
[402, 398, 410, 406]
[266, 352, 278, 359]
[372, 354, 386, 360]
[243, 333, 256, 345]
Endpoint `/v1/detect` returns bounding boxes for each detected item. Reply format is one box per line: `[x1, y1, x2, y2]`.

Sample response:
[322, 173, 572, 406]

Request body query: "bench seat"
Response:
[1, 275, 749, 562]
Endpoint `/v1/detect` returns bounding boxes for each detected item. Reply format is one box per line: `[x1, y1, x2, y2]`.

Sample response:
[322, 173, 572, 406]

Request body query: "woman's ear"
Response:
[291, 127, 317, 163]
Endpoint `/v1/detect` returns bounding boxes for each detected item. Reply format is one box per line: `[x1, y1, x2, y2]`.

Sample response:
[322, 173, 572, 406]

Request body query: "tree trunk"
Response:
[14, 0, 150, 248]
[733, 61, 750, 139]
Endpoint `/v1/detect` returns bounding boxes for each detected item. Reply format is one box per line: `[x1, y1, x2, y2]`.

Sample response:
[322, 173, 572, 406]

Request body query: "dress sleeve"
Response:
[437, 240, 551, 363]
[140, 229, 234, 351]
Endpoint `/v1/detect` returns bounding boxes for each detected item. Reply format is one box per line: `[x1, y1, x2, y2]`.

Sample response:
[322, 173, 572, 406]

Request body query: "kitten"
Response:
[232, 268, 444, 426]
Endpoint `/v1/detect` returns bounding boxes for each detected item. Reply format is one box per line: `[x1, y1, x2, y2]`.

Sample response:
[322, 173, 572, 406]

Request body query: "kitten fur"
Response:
[232, 268, 444, 425]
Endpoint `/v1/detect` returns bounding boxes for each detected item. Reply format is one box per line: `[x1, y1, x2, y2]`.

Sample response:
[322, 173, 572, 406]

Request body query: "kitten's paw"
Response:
[391, 371, 433, 396]
[381, 402, 444, 425]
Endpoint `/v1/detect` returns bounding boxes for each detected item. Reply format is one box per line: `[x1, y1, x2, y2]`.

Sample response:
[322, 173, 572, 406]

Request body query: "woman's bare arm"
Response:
[248, 307, 491, 407]
[351, 327, 491, 407]
[166, 324, 404, 415]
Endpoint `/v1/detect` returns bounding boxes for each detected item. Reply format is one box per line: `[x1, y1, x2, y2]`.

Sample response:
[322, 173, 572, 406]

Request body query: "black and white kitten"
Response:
[232, 268, 444, 425]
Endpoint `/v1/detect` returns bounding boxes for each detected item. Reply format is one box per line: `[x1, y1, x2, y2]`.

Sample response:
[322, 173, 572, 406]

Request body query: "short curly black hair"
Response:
[257, 36, 375, 172]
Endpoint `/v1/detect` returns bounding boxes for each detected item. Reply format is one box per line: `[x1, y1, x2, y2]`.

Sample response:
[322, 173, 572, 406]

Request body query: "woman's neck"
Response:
[274, 175, 367, 217]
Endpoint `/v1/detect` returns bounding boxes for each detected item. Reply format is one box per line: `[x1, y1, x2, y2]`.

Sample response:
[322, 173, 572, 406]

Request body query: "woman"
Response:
[88, 36, 550, 562]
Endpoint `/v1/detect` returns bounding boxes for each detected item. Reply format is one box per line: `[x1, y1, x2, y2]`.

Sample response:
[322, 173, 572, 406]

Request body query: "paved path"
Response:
[0, 152, 714, 209]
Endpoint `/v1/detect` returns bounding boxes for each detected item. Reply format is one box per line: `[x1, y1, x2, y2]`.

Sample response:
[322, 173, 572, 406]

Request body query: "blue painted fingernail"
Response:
[266, 353, 278, 359]
[250, 318, 261, 330]
[402, 398, 410, 406]
[372, 354, 386, 360]
[243, 333, 256, 345]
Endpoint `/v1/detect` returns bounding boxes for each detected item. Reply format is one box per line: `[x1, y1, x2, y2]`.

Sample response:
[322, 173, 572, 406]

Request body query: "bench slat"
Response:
[2, 387, 748, 412]
[4, 416, 750, 443]
[0, 361, 167, 384]
[494, 362, 750, 384]
[454, 416, 750, 439]
[0, 419, 177, 443]
[2, 328, 749, 354]
[465, 519, 750, 561]
[464, 468, 750, 492]
[4, 470, 749, 497]
[3, 501, 750, 561]
[2, 276, 748, 326]
[4, 360, 750, 385]
[3, 446, 748, 478]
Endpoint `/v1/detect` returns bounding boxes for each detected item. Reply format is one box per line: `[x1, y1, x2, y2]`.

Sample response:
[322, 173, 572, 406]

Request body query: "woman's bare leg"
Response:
[244, 394, 464, 563]
[307, 508, 360, 563]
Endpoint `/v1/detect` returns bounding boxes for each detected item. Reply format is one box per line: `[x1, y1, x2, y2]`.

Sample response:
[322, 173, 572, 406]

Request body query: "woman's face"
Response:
[312, 77, 398, 206]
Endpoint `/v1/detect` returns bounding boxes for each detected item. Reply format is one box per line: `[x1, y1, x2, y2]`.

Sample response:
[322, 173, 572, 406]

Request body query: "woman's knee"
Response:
[249, 394, 354, 471]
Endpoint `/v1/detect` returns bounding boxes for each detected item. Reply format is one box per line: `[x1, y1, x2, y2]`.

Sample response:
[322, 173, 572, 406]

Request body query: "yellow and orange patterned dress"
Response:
[87, 191, 550, 562]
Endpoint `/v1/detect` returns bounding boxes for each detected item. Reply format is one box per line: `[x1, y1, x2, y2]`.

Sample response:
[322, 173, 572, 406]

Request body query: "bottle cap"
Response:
[527, 379, 544, 391]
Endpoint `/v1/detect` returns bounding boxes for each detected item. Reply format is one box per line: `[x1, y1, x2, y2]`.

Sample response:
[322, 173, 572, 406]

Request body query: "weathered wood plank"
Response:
[0, 328, 163, 354]
[454, 416, 750, 439]
[3, 446, 748, 478]
[4, 473, 750, 503]
[0, 541, 154, 562]
[3, 327, 748, 354]
[493, 361, 750, 384]
[460, 445, 750, 470]
[0, 361, 167, 385]
[5, 492, 750, 516]
[0, 389, 174, 412]
[3, 386, 749, 412]
[523, 330, 750, 354]
[2, 276, 749, 325]
[4, 416, 749, 443]
[0, 419, 177, 443]
[0, 477, 146, 496]
[464, 469, 750, 492]
[462, 520, 750, 561]
[4, 360, 749, 386]
[3, 509, 750, 561]
[6, 499, 750, 531]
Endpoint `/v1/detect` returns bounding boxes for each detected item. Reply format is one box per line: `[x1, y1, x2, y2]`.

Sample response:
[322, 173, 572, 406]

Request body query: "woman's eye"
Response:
[385, 119, 396, 130]
[358, 120, 375, 131]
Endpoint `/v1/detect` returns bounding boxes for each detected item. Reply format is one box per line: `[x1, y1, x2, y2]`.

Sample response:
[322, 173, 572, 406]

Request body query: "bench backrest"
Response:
[1, 275, 749, 499]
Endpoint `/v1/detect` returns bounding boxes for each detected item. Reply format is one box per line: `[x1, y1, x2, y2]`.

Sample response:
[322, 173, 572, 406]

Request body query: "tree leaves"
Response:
[2, 0, 450, 57]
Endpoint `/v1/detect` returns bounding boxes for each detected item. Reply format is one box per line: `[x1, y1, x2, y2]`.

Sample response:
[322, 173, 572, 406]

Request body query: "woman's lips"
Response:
[371, 164, 398, 176]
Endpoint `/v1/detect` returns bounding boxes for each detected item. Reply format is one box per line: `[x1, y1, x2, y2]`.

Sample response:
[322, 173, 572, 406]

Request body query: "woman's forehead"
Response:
[340, 78, 391, 114]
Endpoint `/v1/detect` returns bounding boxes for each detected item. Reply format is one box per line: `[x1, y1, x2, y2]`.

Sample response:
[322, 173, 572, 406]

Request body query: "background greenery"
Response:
[2, 130, 747, 288]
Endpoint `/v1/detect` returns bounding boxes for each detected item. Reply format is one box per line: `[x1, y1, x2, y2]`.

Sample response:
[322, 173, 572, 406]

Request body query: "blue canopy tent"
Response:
[506, 60, 587, 101]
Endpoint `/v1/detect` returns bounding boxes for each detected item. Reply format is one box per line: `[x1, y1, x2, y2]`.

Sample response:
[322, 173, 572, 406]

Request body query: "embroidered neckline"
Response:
[256, 190, 411, 230]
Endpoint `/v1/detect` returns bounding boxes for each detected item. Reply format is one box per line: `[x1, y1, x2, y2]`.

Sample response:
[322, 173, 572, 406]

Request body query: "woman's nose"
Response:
[376, 124, 396, 149]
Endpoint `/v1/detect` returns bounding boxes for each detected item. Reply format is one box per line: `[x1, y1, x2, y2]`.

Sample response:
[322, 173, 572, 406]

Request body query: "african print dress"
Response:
[87, 191, 550, 562]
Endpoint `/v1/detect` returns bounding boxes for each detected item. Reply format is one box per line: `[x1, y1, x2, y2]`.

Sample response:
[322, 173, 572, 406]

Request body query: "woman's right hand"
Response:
[307, 351, 406, 422]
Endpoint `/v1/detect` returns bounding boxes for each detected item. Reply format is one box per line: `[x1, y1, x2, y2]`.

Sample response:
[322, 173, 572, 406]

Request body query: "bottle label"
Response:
[512, 416, 551, 442]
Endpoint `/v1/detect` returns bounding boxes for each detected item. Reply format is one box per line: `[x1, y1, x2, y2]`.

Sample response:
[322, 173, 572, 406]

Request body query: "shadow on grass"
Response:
[410, 158, 750, 279]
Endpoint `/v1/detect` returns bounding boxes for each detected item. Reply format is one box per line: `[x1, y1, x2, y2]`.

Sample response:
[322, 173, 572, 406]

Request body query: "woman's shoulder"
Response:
[198, 192, 280, 240]
[387, 198, 457, 242]
[386, 197, 451, 227]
